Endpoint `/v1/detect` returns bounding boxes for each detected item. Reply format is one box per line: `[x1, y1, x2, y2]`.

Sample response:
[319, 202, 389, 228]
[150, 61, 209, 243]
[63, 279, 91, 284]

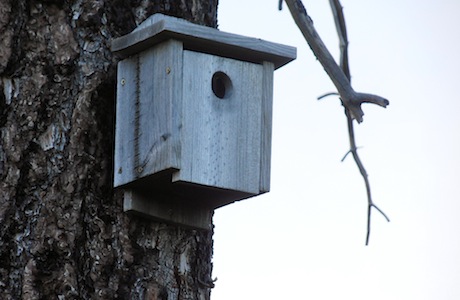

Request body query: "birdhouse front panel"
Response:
[172, 50, 267, 195]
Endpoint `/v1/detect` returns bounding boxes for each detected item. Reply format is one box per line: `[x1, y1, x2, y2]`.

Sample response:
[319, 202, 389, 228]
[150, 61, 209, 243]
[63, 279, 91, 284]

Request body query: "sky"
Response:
[212, 0, 460, 299]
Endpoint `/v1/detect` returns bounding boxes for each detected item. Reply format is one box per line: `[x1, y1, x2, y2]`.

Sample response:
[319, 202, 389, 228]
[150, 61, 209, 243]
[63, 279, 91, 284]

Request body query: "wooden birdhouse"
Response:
[112, 14, 296, 229]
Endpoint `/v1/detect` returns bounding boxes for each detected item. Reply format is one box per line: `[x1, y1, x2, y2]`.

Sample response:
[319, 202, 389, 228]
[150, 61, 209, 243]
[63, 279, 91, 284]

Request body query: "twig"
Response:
[340, 147, 362, 162]
[317, 92, 339, 100]
[345, 109, 390, 245]
[283, 0, 389, 123]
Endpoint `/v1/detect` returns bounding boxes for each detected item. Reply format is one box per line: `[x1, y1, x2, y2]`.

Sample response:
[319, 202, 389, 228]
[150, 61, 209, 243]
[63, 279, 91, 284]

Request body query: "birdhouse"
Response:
[112, 14, 296, 229]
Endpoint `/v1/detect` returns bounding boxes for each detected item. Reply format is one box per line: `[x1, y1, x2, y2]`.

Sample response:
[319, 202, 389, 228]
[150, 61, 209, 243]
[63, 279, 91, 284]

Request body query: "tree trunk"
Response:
[0, 1, 218, 299]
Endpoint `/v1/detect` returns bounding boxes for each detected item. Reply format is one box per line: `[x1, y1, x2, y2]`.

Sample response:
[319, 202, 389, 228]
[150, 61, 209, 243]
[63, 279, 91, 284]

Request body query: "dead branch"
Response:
[328, 0, 389, 245]
[282, 0, 389, 123]
[329, 0, 350, 79]
[344, 107, 390, 245]
[281, 0, 390, 244]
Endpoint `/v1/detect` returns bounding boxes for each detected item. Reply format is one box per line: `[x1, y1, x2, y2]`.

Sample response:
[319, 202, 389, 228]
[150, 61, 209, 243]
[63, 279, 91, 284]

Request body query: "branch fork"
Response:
[283, 0, 388, 123]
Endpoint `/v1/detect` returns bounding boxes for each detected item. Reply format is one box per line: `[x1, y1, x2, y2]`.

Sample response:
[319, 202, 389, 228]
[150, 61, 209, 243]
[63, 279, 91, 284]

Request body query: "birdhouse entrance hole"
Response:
[212, 71, 232, 99]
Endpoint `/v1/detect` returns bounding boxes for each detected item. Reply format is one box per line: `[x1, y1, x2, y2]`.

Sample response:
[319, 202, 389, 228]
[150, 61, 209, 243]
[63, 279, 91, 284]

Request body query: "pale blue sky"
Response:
[212, 1, 460, 299]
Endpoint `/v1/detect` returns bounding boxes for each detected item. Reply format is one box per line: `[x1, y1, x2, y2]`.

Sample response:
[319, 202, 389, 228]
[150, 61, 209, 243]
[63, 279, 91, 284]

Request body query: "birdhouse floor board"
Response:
[123, 189, 213, 230]
[120, 170, 256, 210]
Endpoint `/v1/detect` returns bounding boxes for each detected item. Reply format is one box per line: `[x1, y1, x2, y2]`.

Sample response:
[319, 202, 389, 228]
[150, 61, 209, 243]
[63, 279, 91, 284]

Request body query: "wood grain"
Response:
[173, 50, 263, 194]
[114, 56, 138, 187]
[137, 40, 182, 177]
[259, 62, 275, 193]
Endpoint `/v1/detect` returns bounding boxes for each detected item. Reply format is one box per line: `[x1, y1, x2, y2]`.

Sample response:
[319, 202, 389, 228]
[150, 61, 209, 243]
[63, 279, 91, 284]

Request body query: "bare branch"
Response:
[328, 0, 390, 245]
[329, 0, 350, 79]
[283, 0, 389, 123]
[345, 109, 390, 245]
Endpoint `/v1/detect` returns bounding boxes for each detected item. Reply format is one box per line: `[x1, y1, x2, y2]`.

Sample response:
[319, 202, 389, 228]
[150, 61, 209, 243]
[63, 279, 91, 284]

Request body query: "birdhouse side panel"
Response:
[114, 56, 138, 187]
[136, 40, 183, 179]
[259, 61, 275, 193]
[174, 51, 263, 194]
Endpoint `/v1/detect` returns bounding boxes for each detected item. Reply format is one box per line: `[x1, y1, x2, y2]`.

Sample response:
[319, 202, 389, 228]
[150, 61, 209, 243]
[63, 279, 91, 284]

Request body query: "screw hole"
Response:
[212, 71, 232, 99]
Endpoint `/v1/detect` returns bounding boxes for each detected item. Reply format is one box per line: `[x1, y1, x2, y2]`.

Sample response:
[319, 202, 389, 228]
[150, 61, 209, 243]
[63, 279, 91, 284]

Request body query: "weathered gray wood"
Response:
[114, 40, 183, 188]
[111, 13, 296, 70]
[123, 190, 213, 230]
[172, 51, 263, 195]
[114, 56, 138, 187]
[137, 39, 182, 177]
[259, 61, 275, 193]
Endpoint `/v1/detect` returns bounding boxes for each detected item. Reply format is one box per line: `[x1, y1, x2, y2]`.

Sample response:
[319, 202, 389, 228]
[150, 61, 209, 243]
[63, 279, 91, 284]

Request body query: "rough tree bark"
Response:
[0, 1, 218, 299]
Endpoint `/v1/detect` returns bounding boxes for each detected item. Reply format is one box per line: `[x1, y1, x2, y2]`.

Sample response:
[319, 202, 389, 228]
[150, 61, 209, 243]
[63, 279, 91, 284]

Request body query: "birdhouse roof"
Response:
[111, 14, 296, 69]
